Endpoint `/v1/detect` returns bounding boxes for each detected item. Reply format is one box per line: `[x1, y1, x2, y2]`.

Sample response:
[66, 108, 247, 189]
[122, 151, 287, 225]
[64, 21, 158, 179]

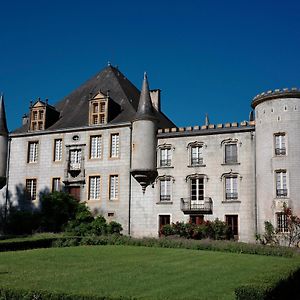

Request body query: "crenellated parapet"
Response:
[158, 121, 255, 135]
[252, 88, 300, 109]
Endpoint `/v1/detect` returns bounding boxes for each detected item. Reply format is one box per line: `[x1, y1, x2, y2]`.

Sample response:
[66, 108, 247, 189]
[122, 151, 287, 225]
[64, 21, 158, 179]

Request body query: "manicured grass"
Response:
[0, 245, 299, 299]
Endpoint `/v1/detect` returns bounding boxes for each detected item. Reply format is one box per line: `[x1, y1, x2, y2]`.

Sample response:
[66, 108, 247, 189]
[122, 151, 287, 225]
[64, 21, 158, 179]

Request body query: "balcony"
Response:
[225, 192, 238, 200]
[275, 148, 286, 155]
[276, 189, 288, 198]
[180, 197, 213, 214]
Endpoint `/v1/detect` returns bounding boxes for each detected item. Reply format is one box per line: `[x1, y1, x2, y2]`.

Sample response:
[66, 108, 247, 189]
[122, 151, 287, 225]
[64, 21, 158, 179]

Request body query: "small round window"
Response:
[72, 135, 79, 141]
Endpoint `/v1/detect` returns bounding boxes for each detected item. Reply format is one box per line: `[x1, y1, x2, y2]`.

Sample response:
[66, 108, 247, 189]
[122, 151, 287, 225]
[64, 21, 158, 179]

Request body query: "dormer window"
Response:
[89, 92, 108, 125]
[29, 98, 59, 131]
[30, 107, 46, 131]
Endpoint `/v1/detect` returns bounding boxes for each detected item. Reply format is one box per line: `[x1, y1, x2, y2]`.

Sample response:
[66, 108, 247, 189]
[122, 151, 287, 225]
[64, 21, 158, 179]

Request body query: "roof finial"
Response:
[205, 113, 210, 126]
[108, 61, 111, 67]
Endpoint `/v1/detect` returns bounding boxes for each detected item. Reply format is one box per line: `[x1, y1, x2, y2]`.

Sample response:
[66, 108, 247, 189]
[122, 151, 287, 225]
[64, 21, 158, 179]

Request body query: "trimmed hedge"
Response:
[0, 234, 60, 252]
[235, 267, 300, 299]
[53, 235, 297, 257]
[0, 287, 135, 300]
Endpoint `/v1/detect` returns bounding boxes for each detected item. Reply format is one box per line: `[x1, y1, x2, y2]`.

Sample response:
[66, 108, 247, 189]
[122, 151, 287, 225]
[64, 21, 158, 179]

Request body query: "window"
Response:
[276, 171, 288, 197]
[54, 139, 62, 162]
[159, 215, 170, 236]
[69, 149, 82, 170]
[109, 175, 119, 200]
[190, 177, 204, 202]
[191, 145, 203, 166]
[274, 133, 286, 155]
[89, 96, 107, 125]
[110, 134, 119, 158]
[28, 141, 38, 163]
[160, 148, 171, 167]
[89, 176, 100, 200]
[30, 107, 45, 131]
[225, 144, 237, 164]
[26, 179, 37, 201]
[160, 178, 171, 201]
[226, 215, 238, 237]
[277, 212, 288, 233]
[225, 177, 238, 200]
[90, 135, 102, 159]
[52, 178, 61, 192]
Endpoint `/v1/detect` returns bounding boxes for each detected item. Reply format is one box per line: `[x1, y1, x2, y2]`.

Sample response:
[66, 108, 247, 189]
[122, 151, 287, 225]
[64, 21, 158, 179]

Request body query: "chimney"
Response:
[150, 89, 161, 111]
[22, 114, 29, 126]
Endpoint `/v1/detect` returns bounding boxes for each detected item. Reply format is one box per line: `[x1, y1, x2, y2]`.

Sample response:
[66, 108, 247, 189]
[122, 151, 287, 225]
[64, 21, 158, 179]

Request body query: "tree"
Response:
[283, 205, 300, 247]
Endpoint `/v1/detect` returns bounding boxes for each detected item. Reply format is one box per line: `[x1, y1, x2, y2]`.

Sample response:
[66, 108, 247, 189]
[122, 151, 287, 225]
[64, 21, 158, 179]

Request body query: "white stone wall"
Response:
[7, 125, 132, 233]
[255, 98, 300, 234]
[131, 129, 256, 242]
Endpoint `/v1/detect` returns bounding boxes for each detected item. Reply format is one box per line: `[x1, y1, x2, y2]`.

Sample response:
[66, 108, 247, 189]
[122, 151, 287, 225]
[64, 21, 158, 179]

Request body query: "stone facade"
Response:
[1, 66, 300, 243]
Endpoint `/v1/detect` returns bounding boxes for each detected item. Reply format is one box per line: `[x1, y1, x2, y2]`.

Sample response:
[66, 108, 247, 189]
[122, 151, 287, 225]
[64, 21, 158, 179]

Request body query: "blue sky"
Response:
[1, 0, 300, 131]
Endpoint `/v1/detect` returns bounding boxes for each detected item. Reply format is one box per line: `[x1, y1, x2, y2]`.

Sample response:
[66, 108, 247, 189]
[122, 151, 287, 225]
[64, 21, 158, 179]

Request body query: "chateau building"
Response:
[1, 65, 299, 242]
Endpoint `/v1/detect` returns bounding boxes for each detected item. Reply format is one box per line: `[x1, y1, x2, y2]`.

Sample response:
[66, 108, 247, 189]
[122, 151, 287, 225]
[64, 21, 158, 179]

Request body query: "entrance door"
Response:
[190, 215, 204, 225]
[225, 215, 238, 239]
[68, 186, 81, 201]
[190, 178, 204, 209]
[159, 215, 170, 236]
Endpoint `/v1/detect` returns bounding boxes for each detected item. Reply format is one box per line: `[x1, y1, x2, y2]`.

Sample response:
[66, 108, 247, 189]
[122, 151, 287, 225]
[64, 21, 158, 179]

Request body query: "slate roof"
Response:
[13, 66, 175, 134]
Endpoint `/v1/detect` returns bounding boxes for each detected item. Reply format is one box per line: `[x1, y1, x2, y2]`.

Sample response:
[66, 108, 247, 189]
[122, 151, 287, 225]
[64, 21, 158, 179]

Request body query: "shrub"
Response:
[40, 192, 80, 232]
[107, 221, 123, 235]
[161, 219, 231, 240]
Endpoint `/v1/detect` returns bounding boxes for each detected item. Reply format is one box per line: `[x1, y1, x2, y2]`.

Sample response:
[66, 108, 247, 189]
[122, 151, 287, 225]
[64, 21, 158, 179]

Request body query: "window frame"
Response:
[89, 135, 102, 159]
[187, 141, 205, 167]
[109, 174, 119, 201]
[53, 138, 63, 162]
[110, 133, 120, 159]
[224, 143, 238, 164]
[52, 177, 61, 192]
[276, 212, 288, 233]
[25, 178, 37, 201]
[275, 170, 288, 198]
[225, 176, 238, 200]
[88, 175, 101, 200]
[274, 133, 286, 156]
[27, 141, 39, 163]
[158, 176, 173, 202]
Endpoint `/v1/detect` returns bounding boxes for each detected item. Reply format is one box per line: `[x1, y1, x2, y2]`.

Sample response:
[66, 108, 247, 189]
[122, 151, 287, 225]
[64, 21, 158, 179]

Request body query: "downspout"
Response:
[4, 137, 11, 228]
[128, 125, 132, 235]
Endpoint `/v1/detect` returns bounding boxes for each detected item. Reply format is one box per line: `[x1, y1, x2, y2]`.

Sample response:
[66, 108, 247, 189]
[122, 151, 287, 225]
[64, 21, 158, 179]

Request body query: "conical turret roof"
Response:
[135, 73, 157, 121]
[0, 94, 8, 135]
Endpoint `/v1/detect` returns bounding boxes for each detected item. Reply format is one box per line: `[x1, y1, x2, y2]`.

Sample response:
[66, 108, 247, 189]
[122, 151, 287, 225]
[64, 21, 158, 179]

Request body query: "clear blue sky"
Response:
[1, 0, 300, 131]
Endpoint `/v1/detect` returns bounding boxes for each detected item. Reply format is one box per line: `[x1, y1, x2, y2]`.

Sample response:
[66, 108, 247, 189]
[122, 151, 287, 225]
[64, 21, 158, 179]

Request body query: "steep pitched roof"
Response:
[0, 94, 8, 136]
[135, 73, 157, 121]
[13, 66, 175, 133]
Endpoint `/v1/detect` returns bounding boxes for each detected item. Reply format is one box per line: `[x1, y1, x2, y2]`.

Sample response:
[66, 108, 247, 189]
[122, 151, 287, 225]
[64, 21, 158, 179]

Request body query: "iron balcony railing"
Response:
[160, 159, 172, 167]
[191, 157, 204, 166]
[180, 197, 213, 214]
[225, 192, 238, 200]
[276, 189, 288, 197]
[275, 148, 286, 155]
[160, 195, 171, 201]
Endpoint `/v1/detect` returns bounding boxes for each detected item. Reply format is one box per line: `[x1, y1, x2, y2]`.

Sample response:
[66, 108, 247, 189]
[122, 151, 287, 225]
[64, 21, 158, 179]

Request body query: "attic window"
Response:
[89, 92, 108, 126]
[30, 107, 46, 131]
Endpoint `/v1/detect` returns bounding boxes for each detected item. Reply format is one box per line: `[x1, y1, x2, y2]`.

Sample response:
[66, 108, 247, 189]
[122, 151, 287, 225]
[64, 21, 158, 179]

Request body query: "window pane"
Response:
[111, 134, 119, 158]
[90, 136, 102, 159]
[54, 139, 62, 161]
[52, 178, 61, 192]
[89, 176, 100, 200]
[160, 179, 171, 201]
[26, 179, 37, 200]
[225, 144, 237, 163]
[110, 175, 119, 200]
[28, 142, 38, 163]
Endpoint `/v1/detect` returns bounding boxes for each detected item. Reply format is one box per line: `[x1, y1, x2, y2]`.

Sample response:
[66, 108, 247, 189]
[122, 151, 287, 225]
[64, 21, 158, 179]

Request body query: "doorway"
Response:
[68, 186, 81, 201]
[159, 215, 170, 236]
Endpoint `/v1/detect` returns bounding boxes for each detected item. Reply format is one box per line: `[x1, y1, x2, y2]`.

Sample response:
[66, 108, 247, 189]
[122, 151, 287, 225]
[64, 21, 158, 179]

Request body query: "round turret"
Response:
[253, 88, 300, 235]
[131, 73, 158, 193]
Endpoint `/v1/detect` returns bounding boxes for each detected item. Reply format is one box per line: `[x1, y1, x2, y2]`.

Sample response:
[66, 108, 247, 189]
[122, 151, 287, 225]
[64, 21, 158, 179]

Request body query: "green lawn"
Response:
[0, 245, 299, 300]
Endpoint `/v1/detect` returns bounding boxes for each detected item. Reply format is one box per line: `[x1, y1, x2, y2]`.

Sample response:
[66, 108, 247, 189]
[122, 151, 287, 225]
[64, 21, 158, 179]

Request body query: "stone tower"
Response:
[0, 94, 8, 189]
[252, 88, 300, 233]
[131, 73, 158, 193]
